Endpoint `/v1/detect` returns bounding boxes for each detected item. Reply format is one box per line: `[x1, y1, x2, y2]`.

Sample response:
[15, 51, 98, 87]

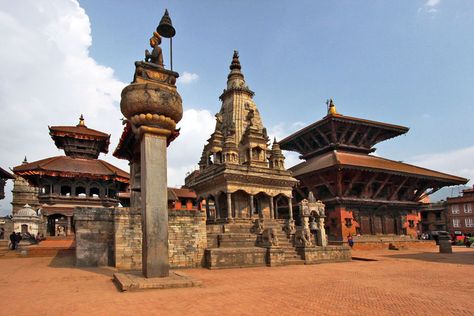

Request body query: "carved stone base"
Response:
[266, 247, 285, 267]
[298, 246, 351, 264]
[205, 247, 267, 269]
[113, 271, 202, 292]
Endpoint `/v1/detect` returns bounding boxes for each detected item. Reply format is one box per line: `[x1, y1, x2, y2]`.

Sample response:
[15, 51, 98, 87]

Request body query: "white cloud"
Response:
[0, 0, 128, 215]
[408, 146, 473, 184]
[167, 109, 215, 186]
[420, 0, 441, 13]
[177, 72, 199, 85]
[268, 121, 307, 169]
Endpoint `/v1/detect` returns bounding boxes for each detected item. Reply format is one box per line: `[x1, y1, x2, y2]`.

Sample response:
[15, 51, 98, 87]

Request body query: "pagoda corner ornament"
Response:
[116, 9, 182, 279]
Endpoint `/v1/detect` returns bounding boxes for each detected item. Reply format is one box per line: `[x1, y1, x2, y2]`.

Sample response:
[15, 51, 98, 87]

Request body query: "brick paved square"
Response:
[0, 247, 473, 315]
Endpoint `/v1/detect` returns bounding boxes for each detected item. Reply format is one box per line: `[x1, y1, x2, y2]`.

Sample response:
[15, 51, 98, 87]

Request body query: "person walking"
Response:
[347, 235, 354, 248]
[9, 231, 16, 250]
[15, 232, 22, 249]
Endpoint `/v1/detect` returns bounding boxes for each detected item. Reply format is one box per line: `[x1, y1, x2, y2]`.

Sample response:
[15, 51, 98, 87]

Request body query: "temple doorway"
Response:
[47, 213, 68, 236]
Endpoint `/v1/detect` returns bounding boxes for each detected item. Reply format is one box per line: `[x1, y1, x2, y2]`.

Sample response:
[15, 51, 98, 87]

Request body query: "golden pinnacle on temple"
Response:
[77, 114, 86, 127]
[327, 98, 338, 115]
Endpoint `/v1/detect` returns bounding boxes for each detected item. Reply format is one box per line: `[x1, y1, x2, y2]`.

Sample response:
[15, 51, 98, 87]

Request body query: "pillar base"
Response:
[113, 271, 202, 292]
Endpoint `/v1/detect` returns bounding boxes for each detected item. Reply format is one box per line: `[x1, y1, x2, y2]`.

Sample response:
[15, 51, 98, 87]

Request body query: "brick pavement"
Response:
[0, 247, 473, 315]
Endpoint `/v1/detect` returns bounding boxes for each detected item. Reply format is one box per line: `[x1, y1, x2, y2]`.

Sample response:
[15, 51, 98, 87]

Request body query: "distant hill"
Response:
[429, 185, 470, 202]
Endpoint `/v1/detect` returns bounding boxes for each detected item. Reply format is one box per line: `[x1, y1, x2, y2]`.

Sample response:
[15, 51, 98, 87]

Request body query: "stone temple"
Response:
[185, 52, 350, 268]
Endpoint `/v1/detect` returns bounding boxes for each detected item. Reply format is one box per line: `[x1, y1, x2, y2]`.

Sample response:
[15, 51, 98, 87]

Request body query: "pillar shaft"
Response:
[215, 198, 220, 219]
[288, 197, 293, 220]
[249, 195, 254, 219]
[141, 133, 169, 278]
[269, 196, 274, 219]
[227, 192, 233, 219]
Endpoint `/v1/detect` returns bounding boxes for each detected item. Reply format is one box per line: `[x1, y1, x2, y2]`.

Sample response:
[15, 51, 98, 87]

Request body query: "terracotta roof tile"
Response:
[13, 156, 129, 183]
[170, 188, 197, 199]
[291, 150, 468, 184]
[49, 125, 109, 139]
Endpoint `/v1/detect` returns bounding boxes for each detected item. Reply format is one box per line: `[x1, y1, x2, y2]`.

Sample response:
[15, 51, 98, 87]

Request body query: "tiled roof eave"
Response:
[15, 169, 129, 184]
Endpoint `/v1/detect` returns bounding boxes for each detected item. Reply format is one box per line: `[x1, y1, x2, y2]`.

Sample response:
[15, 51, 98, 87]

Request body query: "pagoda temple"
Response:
[185, 51, 297, 223]
[279, 100, 468, 243]
[13, 116, 129, 236]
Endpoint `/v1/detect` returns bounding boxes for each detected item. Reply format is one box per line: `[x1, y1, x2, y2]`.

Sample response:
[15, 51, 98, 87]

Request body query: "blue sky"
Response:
[0, 0, 473, 215]
[80, 0, 474, 156]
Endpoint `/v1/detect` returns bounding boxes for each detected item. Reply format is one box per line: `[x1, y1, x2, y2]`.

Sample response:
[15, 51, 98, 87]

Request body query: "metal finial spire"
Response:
[156, 9, 176, 71]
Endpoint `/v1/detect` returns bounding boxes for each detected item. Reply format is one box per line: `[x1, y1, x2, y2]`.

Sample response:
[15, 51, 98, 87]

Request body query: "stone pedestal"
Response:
[114, 271, 202, 292]
[438, 232, 452, 254]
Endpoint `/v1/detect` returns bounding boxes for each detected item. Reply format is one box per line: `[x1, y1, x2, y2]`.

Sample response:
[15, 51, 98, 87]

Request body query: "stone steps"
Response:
[272, 229, 304, 263]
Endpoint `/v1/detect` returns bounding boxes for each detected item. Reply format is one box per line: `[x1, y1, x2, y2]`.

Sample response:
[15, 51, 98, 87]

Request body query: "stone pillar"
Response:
[227, 192, 233, 220]
[141, 133, 169, 278]
[66, 216, 72, 236]
[205, 198, 210, 219]
[249, 195, 254, 219]
[288, 197, 293, 220]
[318, 217, 327, 247]
[269, 196, 274, 219]
[215, 198, 220, 219]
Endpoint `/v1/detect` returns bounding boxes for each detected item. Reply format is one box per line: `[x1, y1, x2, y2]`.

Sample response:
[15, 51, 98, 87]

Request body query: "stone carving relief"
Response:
[295, 227, 312, 247]
[261, 228, 279, 247]
[283, 219, 296, 236]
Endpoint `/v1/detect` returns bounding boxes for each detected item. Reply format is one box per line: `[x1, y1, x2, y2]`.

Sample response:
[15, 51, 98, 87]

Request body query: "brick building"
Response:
[419, 201, 448, 235]
[446, 186, 474, 236]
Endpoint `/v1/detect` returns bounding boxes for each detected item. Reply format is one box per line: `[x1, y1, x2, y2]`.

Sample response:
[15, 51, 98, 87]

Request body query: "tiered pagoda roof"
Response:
[280, 100, 468, 206]
[49, 115, 111, 159]
[13, 116, 129, 186]
[280, 100, 409, 159]
[13, 155, 129, 184]
[0, 167, 14, 180]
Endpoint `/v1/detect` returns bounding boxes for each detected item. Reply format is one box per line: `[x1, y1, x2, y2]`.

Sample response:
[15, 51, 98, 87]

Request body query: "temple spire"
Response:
[230, 50, 242, 71]
[226, 50, 246, 89]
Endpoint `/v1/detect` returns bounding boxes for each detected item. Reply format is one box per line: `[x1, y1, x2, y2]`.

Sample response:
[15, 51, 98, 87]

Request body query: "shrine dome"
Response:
[15, 204, 38, 217]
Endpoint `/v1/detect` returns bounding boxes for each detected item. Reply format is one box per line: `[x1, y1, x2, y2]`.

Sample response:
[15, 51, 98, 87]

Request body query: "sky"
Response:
[0, 0, 473, 215]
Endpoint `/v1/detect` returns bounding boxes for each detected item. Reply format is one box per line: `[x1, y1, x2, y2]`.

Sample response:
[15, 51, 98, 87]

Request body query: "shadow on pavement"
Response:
[381, 249, 474, 265]
[48, 254, 117, 277]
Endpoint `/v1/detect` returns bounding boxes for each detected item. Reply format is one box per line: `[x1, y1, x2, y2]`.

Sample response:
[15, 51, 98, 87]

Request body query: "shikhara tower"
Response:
[185, 51, 297, 222]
